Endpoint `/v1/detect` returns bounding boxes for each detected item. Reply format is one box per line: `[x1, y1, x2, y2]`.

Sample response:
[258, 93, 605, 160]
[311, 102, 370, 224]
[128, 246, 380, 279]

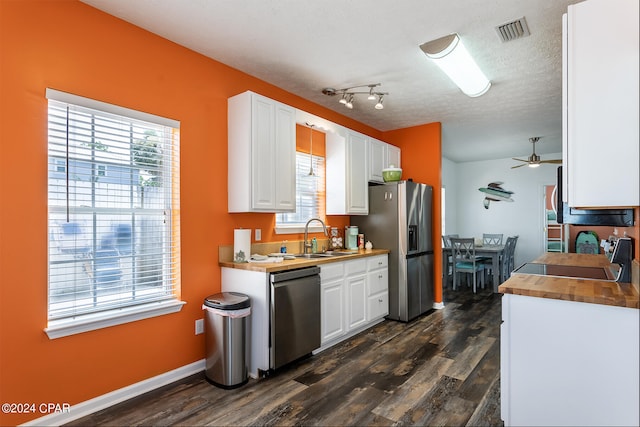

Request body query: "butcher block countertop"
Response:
[499, 253, 639, 309]
[219, 248, 390, 273]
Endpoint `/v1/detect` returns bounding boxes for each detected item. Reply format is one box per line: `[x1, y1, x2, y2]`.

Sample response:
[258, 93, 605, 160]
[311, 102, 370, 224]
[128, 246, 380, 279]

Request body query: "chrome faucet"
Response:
[304, 218, 328, 254]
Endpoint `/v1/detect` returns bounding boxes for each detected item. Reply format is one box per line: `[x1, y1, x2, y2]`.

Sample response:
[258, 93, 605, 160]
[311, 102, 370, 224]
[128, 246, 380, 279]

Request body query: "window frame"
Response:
[44, 88, 183, 339]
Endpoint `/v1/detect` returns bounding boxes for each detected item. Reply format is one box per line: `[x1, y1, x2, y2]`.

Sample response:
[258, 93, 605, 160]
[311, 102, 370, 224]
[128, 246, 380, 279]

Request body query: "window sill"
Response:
[44, 299, 186, 339]
[275, 225, 327, 235]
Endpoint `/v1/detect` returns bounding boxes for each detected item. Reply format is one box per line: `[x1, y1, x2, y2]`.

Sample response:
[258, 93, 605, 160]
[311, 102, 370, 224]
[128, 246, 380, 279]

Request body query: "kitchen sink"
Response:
[293, 251, 357, 259]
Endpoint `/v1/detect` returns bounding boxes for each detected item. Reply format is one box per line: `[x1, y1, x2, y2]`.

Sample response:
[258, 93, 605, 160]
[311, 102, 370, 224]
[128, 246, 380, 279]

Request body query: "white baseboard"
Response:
[433, 301, 445, 310]
[21, 359, 205, 427]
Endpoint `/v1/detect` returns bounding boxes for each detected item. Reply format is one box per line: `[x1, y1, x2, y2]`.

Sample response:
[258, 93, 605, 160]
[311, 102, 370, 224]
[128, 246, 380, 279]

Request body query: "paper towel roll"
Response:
[234, 229, 251, 263]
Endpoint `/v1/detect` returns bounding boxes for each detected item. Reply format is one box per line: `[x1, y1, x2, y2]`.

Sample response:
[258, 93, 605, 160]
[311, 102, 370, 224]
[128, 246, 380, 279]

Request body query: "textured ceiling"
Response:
[81, 0, 581, 163]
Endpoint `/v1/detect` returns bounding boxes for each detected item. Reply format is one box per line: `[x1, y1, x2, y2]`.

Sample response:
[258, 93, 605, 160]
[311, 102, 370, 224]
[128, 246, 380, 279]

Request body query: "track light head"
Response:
[367, 86, 376, 100]
[374, 95, 384, 109]
[345, 94, 354, 109]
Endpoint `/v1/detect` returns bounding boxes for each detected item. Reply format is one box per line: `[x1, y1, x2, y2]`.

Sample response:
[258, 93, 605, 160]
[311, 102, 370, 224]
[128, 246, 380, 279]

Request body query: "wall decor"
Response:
[478, 181, 514, 209]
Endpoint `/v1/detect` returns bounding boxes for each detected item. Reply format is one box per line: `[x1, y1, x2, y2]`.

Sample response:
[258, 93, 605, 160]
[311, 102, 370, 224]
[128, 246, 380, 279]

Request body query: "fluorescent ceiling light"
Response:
[420, 33, 491, 97]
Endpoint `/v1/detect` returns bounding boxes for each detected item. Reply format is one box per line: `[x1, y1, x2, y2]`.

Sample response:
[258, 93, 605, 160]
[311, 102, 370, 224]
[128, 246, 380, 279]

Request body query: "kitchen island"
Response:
[499, 253, 639, 427]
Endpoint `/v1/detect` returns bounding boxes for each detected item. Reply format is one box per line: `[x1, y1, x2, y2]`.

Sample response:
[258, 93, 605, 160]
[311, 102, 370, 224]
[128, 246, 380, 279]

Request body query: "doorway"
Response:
[543, 184, 567, 252]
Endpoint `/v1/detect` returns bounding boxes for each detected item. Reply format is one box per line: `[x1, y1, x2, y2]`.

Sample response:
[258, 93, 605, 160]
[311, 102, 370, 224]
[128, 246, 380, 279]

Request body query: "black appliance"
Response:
[555, 167, 634, 226]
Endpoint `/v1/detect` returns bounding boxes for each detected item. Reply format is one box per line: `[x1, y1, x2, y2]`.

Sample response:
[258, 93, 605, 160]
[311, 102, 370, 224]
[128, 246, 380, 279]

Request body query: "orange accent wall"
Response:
[0, 1, 379, 424]
[381, 123, 443, 304]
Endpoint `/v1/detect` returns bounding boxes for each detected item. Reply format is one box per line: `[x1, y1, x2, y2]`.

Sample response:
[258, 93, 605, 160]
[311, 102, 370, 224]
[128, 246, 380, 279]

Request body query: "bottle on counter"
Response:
[280, 240, 287, 253]
[311, 237, 317, 253]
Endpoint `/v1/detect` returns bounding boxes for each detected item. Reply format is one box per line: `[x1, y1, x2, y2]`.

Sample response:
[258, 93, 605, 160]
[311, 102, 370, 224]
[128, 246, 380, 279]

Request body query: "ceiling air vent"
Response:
[495, 17, 530, 42]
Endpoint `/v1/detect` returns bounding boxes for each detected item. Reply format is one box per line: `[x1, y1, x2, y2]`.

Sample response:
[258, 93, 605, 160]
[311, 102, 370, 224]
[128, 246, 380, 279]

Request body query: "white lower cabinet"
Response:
[320, 263, 345, 343]
[501, 294, 639, 426]
[221, 267, 270, 378]
[345, 260, 367, 331]
[366, 255, 389, 320]
[320, 255, 389, 347]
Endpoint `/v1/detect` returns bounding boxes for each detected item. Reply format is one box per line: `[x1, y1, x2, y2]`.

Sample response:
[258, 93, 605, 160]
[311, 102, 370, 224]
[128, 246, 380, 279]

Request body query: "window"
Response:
[45, 89, 183, 339]
[276, 151, 325, 231]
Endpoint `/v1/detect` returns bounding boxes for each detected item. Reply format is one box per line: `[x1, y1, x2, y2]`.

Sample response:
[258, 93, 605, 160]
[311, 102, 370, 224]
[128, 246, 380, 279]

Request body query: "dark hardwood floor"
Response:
[68, 284, 503, 426]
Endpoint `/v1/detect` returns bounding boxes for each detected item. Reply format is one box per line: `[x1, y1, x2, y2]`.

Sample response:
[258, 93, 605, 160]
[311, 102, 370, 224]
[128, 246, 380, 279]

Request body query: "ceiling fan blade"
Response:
[540, 159, 563, 164]
[511, 158, 528, 162]
[511, 163, 528, 169]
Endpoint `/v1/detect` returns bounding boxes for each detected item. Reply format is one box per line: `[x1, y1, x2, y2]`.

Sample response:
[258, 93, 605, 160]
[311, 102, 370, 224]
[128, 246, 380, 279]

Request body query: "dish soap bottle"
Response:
[280, 240, 287, 253]
[311, 237, 317, 253]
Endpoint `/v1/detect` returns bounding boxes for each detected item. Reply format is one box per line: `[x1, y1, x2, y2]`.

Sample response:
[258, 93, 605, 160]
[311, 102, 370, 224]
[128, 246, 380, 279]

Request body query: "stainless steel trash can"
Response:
[203, 292, 251, 388]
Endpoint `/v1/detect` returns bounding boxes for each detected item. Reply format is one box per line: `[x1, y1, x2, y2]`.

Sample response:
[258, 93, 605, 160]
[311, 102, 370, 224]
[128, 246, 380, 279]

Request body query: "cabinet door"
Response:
[368, 138, 385, 183]
[367, 267, 388, 296]
[346, 274, 367, 331]
[347, 132, 368, 214]
[273, 103, 296, 211]
[251, 95, 277, 210]
[566, 0, 639, 207]
[321, 280, 345, 344]
[386, 144, 401, 169]
[367, 292, 389, 320]
[228, 91, 296, 213]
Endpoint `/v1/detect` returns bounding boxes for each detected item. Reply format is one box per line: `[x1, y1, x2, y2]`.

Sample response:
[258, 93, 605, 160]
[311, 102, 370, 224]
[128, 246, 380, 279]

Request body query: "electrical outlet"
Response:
[255, 228, 261, 241]
[195, 318, 204, 335]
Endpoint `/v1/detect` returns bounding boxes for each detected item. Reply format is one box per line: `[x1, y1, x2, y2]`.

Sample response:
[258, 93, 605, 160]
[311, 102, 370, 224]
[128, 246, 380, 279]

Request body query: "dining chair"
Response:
[450, 237, 485, 293]
[501, 235, 519, 282]
[482, 233, 504, 245]
[442, 234, 458, 284]
[480, 233, 503, 279]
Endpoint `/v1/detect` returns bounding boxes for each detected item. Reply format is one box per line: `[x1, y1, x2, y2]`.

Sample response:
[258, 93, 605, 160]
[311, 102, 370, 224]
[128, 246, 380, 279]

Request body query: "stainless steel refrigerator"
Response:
[352, 181, 433, 322]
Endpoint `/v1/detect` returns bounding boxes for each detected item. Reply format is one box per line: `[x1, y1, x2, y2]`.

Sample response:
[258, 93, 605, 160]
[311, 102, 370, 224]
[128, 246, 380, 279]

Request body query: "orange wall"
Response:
[0, 1, 413, 424]
[382, 123, 443, 303]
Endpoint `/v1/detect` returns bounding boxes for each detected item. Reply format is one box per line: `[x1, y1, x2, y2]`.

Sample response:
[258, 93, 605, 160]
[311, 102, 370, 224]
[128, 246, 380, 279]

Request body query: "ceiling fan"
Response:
[511, 137, 562, 169]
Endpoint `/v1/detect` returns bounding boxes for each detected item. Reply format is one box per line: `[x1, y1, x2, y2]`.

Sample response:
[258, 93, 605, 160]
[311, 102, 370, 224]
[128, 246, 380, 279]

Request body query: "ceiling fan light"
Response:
[528, 163, 540, 168]
[420, 33, 491, 97]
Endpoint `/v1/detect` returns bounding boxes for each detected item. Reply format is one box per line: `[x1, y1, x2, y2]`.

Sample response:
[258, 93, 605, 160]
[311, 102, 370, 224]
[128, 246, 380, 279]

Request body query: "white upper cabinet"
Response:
[387, 144, 401, 171]
[228, 91, 296, 212]
[368, 138, 385, 183]
[326, 130, 369, 215]
[564, 0, 639, 207]
[368, 138, 401, 183]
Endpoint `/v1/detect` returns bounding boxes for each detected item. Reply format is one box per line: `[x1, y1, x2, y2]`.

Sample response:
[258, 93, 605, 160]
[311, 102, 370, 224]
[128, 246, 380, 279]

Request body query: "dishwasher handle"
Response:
[270, 266, 320, 284]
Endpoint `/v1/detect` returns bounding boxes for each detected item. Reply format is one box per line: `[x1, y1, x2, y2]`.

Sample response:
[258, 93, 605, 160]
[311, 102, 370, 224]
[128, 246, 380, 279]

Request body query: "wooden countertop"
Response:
[498, 253, 639, 309]
[219, 248, 390, 273]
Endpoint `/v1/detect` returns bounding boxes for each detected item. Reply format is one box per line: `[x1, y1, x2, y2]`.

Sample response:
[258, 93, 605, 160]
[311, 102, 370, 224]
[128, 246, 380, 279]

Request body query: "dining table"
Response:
[442, 243, 506, 293]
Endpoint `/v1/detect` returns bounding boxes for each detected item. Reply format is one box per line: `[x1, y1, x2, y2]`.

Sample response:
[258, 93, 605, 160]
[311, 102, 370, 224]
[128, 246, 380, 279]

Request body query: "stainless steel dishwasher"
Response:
[270, 266, 321, 370]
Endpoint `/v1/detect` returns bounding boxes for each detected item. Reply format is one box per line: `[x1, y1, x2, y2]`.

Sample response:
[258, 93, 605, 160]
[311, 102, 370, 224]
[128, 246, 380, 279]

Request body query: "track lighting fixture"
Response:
[322, 84, 388, 110]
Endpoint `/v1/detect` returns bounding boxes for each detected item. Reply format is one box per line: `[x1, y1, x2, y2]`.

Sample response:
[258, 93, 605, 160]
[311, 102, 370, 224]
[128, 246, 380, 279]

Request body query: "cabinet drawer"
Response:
[367, 269, 388, 296]
[345, 259, 367, 276]
[367, 292, 389, 320]
[367, 255, 388, 271]
[320, 262, 344, 282]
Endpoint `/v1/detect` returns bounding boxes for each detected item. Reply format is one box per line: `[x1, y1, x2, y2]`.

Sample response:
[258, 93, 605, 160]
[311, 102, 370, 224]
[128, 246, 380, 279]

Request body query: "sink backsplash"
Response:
[219, 239, 331, 262]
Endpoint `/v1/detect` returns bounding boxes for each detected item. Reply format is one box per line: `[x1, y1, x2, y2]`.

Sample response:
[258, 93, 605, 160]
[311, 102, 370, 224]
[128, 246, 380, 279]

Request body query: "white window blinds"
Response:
[277, 152, 326, 226]
[46, 89, 181, 328]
